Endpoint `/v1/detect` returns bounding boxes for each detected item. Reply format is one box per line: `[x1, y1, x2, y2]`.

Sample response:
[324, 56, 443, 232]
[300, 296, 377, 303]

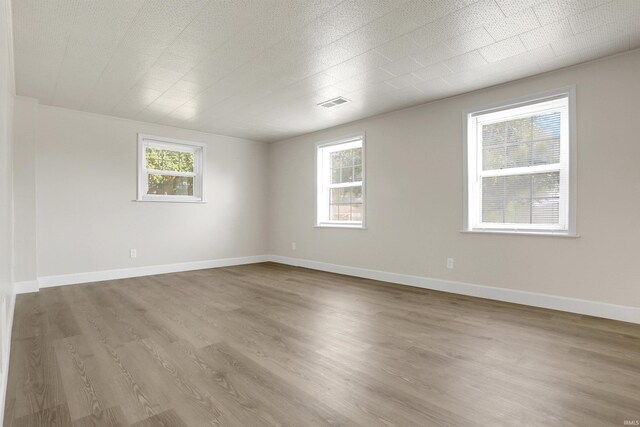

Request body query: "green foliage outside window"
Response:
[146, 148, 195, 196]
[146, 148, 194, 172]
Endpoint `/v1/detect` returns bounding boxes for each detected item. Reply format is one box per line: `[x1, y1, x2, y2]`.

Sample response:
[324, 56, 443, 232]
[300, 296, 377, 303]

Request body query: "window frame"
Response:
[136, 134, 206, 203]
[463, 86, 577, 236]
[315, 133, 366, 229]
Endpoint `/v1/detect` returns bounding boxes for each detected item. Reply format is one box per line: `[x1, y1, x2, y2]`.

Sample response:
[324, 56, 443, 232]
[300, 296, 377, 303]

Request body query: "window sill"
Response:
[461, 229, 580, 238]
[133, 199, 207, 204]
[315, 224, 367, 230]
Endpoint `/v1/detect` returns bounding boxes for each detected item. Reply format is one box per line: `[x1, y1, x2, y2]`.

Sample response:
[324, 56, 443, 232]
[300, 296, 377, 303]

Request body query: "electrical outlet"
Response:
[446, 258, 454, 269]
[291, 242, 297, 251]
[130, 249, 137, 258]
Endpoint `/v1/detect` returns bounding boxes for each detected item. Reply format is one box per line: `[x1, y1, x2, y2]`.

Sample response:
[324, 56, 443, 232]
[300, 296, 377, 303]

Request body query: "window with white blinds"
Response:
[316, 134, 365, 228]
[465, 89, 575, 234]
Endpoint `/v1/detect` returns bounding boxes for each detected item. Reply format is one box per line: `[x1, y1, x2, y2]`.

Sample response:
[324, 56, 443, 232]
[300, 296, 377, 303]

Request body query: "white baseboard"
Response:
[14, 254, 639, 324]
[14, 280, 38, 294]
[36, 255, 269, 289]
[0, 293, 16, 426]
[267, 255, 640, 325]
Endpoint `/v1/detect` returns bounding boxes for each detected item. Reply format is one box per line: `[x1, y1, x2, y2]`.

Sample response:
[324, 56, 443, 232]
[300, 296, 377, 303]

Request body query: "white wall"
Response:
[13, 101, 268, 280]
[0, 0, 14, 416]
[268, 49, 640, 309]
[12, 96, 36, 282]
[0, 0, 13, 292]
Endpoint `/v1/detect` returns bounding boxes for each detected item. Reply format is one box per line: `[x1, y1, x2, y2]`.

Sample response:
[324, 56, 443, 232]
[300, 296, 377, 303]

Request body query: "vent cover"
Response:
[318, 96, 351, 108]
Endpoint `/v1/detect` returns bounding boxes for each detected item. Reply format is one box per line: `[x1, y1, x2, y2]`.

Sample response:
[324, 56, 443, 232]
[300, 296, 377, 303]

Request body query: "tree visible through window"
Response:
[137, 135, 205, 202]
[146, 148, 195, 196]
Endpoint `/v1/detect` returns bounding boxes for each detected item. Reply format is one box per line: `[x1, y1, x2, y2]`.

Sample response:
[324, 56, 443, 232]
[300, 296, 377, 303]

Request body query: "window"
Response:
[137, 134, 206, 202]
[316, 134, 365, 228]
[464, 88, 576, 235]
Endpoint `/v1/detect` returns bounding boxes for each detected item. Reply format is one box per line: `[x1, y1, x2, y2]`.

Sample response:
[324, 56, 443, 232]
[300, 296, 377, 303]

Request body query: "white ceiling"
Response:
[12, 0, 640, 142]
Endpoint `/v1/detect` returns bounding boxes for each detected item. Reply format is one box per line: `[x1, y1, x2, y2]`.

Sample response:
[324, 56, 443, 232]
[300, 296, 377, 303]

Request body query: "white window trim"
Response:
[462, 86, 577, 236]
[136, 134, 207, 203]
[315, 133, 366, 229]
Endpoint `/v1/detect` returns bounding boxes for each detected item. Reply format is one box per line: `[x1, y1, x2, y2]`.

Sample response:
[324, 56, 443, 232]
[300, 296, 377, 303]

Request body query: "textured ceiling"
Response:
[12, 0, 640, 142]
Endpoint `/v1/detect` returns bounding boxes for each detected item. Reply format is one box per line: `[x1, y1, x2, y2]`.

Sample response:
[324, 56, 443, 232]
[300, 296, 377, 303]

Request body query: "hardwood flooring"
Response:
[4, 262, 640, 426]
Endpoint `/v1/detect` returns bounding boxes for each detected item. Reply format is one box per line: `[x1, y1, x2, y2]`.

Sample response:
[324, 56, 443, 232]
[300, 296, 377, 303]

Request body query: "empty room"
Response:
[1, 0, 639, 425]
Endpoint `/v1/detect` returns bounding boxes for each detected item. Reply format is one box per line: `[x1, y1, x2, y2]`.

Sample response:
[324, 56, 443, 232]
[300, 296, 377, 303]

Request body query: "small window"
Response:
[316, 134, 365, 228]
[137, 134, 206, 202]
[464, 88, 576, 234]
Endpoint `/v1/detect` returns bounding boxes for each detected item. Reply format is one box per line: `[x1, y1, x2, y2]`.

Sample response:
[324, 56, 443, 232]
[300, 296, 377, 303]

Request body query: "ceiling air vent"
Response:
[318, 96, 351, 108]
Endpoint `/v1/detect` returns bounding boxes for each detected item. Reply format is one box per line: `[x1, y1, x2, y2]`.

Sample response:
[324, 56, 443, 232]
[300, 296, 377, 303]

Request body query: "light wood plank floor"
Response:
[4, 262, 640, 426]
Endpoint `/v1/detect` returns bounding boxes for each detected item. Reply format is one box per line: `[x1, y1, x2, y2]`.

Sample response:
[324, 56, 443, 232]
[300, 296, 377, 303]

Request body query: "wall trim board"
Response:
[16, 255, 639, 324]
[37, 255, 269, 289]
[0, 293, 16, 426]
[14, 280, 38, 294]
[267, 255, 640, 325]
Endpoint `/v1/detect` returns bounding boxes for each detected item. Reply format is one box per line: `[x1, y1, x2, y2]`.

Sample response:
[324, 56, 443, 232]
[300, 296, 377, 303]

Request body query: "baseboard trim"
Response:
[37, 255, 269, 289]
[267, 255, 640, 324]
[14, 280, 38, 294]
[16, 254, 639, 324]
[0, 293, 16, 426]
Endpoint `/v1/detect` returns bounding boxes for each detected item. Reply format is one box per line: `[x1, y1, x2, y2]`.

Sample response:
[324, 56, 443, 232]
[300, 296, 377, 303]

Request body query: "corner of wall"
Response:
[0, 0, 16, 424]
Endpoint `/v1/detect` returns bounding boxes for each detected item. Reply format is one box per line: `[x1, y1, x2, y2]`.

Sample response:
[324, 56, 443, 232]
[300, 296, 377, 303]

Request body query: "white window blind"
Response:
[465, 91, 574, 234]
